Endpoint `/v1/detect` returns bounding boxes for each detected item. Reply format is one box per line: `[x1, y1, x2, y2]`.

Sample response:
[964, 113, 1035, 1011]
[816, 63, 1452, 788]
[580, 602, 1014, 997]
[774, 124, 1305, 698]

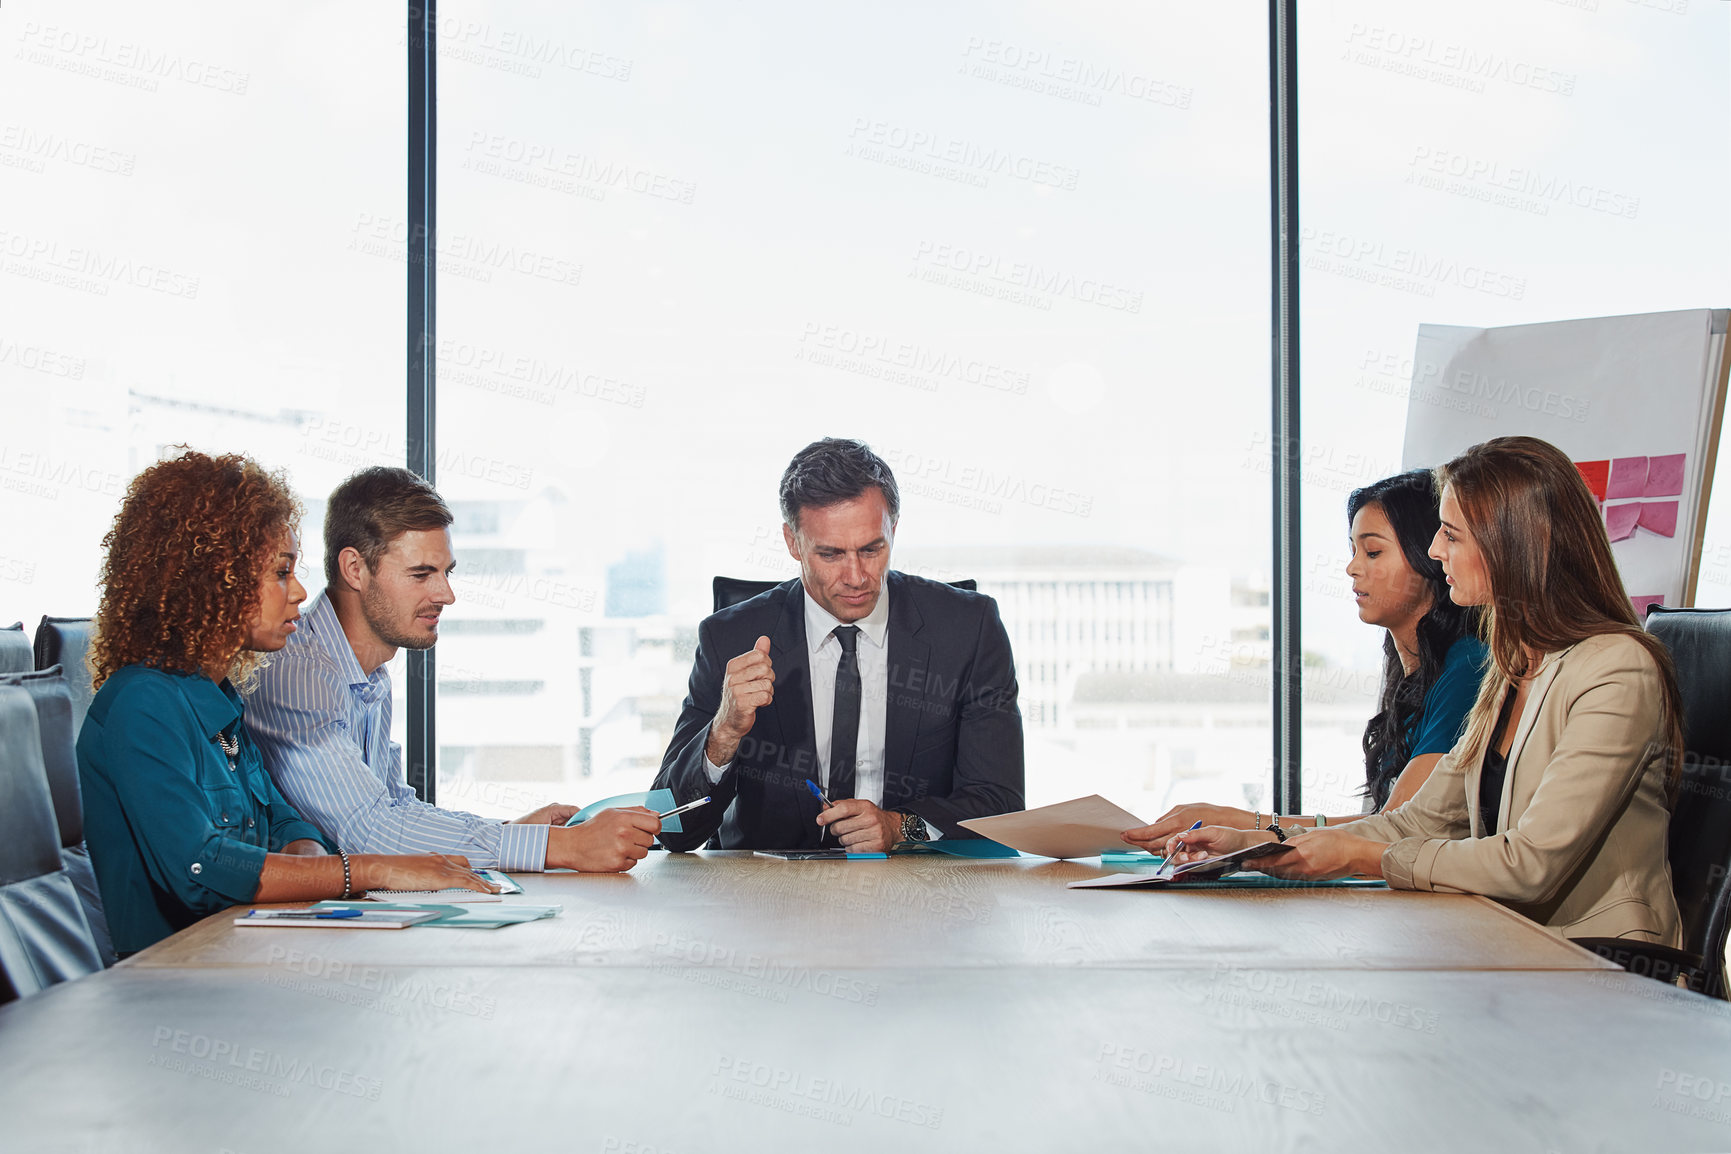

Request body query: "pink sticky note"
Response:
[1631, 594, 1665, 619]
[1638, 500, 1679, 537]
[1606, 457, 1648, 500]
[1605, 503, 1641, 541]
[1644, 453, 1686, 498]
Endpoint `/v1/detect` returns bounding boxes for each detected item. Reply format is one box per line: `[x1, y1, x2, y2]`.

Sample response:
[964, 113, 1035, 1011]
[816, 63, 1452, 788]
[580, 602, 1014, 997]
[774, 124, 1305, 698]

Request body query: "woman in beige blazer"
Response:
[1167, 436, 1683, 944]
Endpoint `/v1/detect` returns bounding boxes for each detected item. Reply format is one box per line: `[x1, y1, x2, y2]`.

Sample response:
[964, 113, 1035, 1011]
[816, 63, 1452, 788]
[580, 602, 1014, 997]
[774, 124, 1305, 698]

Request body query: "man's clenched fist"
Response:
[706, 635, 774, 766]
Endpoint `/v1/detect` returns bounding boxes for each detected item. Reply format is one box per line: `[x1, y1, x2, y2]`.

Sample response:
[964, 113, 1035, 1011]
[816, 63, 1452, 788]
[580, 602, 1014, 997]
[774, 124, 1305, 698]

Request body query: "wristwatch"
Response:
[898, 811, 931, 845]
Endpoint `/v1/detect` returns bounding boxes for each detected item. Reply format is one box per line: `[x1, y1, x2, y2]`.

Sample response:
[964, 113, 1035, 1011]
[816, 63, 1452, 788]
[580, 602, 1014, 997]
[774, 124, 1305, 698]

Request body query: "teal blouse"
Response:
[1410, 635, 1490, 757]
[76, 665, 332, 955]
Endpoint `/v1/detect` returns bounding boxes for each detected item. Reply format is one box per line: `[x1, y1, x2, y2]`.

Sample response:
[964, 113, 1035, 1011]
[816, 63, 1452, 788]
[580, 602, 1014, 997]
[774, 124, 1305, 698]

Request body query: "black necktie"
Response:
[828, 625, 861, 801]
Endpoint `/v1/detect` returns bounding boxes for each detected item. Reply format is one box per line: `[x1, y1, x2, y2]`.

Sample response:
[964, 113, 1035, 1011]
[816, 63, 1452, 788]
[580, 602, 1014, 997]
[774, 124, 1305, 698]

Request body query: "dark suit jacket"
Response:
[652, 571, 1025, 850]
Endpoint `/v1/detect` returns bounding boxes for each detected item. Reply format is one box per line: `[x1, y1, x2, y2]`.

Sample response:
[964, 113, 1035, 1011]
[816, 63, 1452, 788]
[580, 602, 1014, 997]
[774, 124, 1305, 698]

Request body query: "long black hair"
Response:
[1351, 470, 1478, 810]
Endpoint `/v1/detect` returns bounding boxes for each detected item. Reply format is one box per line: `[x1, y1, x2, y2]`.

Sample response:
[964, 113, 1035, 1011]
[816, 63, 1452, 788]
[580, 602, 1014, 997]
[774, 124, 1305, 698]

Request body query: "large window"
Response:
[433, 2, 1271, 821]
[6, 4, 1726, 821]
[1298, 1, 1731, 815]
[0, 4, 406, 701]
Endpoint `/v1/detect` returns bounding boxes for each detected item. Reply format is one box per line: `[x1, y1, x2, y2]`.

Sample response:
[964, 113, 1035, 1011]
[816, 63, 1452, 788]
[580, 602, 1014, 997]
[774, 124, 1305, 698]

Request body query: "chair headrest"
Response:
[0, 686, 64, 886]
[0, 668, 81, 847]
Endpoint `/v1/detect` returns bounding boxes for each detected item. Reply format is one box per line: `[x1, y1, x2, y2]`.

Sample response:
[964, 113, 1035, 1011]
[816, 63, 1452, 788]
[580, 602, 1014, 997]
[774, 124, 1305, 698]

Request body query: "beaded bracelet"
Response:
[338, 849, 353, 899]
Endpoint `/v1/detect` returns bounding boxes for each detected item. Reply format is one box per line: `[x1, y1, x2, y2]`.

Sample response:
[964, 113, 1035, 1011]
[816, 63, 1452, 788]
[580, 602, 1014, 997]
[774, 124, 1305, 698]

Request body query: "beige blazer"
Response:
[1353, 632, 1681, 945]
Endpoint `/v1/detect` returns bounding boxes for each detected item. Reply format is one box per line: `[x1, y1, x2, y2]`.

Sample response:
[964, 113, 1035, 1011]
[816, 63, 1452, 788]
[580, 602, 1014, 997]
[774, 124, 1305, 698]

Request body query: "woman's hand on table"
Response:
[1120, 804, 1257, 851]
[356, 853, 502, 895]
[1252, 829, 1385, 881]
[1159, 825, 1272, 864]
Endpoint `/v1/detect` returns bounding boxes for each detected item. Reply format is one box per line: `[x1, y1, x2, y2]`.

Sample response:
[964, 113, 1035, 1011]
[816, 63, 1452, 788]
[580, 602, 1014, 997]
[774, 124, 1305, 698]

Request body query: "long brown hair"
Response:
[1437, 436, 1683, 794]
[92, 450, 300, 689]
[1351, 470, 1481, 810]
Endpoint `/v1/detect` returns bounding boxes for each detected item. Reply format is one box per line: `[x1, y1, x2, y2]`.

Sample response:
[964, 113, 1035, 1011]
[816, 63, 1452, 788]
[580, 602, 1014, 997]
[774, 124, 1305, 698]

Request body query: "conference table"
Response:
[3, 851, 1729, 1152]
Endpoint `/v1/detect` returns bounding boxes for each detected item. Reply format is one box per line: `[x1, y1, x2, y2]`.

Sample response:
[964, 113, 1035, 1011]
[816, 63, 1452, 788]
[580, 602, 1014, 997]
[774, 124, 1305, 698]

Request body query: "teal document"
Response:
[564, 789, 682, 833]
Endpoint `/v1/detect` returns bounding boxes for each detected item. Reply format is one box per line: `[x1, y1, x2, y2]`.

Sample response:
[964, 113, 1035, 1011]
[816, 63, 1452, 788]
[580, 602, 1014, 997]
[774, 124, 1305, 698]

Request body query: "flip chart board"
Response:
[1401, 309, 1730, 610]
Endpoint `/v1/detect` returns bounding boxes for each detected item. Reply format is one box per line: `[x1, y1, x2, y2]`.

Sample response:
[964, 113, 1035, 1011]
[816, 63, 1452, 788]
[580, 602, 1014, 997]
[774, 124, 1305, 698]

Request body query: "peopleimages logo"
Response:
[910, 240, 1143, 314]
[797, 322, 1030, 395]
[0, 125, 136, 175]
[463, 131, 696, 204]
[711, 1057, 944, 1129]
[957, 37, 1194, 109]
[1408, 147, 1640, 220]
[1300, 227, 1526, 301]
[1342, 24, 1576, 96]
[846, 118, 1080, 190]
[0, 228, 201, 299]
[149, 1027, 383, 1100]
[16, 22, 252, 94]
[0, 335, 86, 379]
[880, 446, 1094, 518]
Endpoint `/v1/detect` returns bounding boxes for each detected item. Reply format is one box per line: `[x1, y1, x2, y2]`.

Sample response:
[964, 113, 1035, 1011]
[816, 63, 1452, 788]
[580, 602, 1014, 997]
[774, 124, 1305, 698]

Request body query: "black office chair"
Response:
[1573, 607, 1731, 998]
[33, 616, 94, 734]
[0, 667, 115, 967]
[0, 622, 30, 675]
[712, 576, 977, 613]
[0, 684, 103, 1003]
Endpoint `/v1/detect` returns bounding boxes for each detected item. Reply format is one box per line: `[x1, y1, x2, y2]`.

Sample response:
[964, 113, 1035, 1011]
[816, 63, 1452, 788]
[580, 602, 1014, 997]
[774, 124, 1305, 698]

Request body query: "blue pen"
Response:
[1170, 820, 1203, 854]
[806, 780, 837, 844]
[248, 909, 362, 920]
[659, 796, 711, 820]
[1156, 821, 1203, 878]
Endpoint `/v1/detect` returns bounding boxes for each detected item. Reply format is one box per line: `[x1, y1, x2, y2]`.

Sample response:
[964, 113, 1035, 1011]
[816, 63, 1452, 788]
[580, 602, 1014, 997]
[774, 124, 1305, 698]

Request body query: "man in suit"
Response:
[654, 438, 1025, 851]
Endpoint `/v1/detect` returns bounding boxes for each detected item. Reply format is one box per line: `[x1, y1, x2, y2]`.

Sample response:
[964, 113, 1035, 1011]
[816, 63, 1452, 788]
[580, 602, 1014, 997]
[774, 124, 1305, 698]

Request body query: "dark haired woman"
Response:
[1165, 436, 1682, 943]
[1123, 470, 1485, 848]
[78, 451, 494, 956]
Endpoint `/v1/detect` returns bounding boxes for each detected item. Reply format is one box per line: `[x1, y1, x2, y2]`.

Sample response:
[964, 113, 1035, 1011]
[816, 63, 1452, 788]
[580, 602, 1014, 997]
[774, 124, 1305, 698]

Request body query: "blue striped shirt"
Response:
[243, 592, 549, 870]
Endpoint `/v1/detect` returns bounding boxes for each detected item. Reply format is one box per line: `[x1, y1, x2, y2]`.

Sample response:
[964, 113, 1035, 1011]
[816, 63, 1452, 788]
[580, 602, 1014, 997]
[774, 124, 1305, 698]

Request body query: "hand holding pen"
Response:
[1161, 825, 1268, 868]
[660, 796, 711, 820]
[806, 780, 835, 842]
[1154, 820, 1203, 878]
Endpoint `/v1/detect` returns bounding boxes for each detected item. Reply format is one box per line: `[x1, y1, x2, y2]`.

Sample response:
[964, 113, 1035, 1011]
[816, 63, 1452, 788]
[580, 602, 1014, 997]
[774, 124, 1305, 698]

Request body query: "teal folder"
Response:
[894, 839, 1021, 858]
[1156, 874, 1387, 890]
[564, 789, 684, 833]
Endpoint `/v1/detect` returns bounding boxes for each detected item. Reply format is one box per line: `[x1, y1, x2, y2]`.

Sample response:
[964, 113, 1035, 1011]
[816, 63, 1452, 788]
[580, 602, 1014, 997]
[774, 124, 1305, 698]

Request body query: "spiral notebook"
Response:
[364, 867, 523, 902]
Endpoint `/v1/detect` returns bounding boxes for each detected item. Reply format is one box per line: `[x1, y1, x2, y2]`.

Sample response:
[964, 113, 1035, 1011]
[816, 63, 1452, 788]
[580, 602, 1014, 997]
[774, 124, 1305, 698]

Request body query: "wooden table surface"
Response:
[132, 850, 1614, 973]
[9, 849, 1721, 1154]
[2, 964, 1726, 1152]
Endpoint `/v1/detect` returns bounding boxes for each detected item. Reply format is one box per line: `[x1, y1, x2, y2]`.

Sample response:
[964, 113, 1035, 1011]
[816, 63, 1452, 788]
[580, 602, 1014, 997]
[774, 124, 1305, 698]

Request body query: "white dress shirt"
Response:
[802, 587, 890, 801]
[703, 585, 938, 838]
[705, 587, 890, 801]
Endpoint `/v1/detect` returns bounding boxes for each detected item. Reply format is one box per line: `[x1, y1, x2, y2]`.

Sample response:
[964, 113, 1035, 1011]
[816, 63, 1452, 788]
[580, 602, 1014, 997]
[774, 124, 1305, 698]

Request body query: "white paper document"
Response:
[957, 795, 1147, 859]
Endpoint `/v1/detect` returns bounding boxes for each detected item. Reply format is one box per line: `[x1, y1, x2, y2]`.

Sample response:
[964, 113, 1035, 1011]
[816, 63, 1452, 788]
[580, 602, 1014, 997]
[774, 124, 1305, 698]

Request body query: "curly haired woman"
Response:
[77, 450, 494, 956]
